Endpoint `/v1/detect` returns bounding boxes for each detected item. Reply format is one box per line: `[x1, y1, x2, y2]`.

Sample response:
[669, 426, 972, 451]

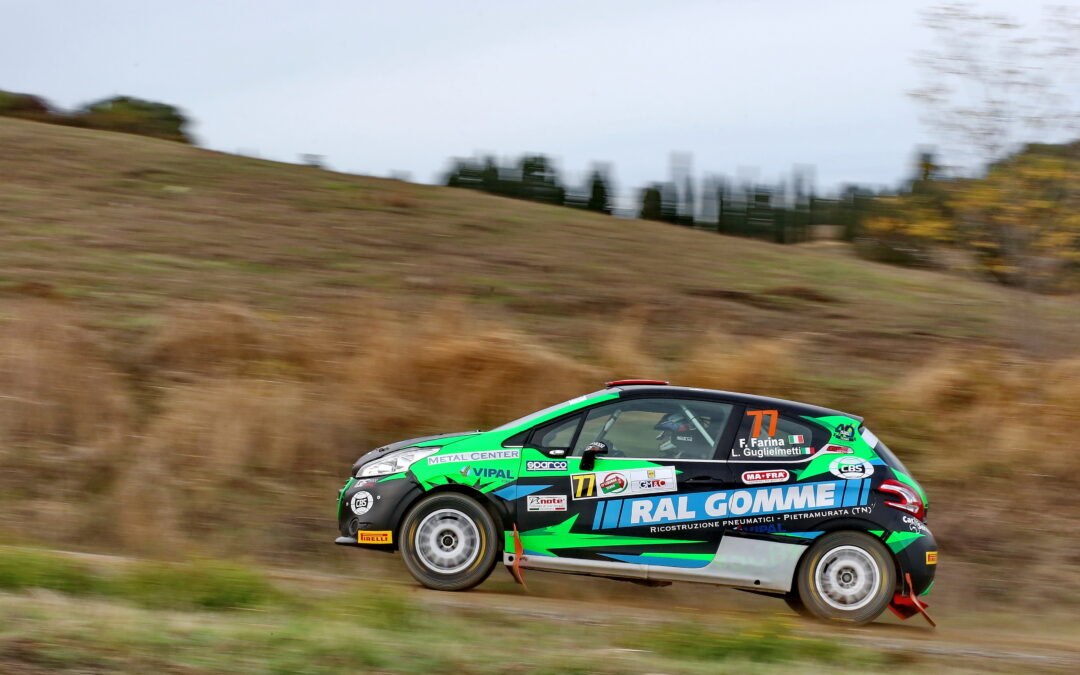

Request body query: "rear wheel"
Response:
[399, 493, 499, 591]
[794, 531, 895, 625]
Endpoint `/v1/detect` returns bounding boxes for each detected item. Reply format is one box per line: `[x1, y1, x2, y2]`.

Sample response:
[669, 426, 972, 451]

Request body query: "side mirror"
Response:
[580, 441, 610, 471]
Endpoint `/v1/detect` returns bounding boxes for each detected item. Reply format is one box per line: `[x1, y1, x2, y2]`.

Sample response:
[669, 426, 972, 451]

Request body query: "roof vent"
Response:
[604, 379, 670, 388]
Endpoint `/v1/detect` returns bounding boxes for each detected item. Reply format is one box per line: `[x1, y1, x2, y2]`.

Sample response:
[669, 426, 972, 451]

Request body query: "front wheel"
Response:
[399, 493, 499, 591]
[794, 531, 896, 625]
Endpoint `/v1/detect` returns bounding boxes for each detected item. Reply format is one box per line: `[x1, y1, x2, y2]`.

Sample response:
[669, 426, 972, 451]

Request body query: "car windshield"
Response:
[489, 390, 608, 432]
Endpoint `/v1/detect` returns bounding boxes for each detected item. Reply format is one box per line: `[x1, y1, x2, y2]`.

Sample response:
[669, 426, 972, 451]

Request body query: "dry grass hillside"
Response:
[2, 117, 1080, 610]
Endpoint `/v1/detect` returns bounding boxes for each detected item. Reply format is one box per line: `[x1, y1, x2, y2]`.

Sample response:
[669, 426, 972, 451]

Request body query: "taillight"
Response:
[877, 479, 926, 521]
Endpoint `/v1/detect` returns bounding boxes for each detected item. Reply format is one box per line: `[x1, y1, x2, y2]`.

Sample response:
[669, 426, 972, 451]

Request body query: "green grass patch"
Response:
[0, 548, 106, 595]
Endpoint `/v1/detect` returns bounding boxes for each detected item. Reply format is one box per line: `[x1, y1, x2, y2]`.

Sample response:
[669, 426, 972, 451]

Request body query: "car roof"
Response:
[609, 385, 862, 422]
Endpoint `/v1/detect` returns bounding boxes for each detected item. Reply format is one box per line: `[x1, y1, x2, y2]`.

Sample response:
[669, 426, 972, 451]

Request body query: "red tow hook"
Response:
[888, 572, 936, 627]
[510, 525, 527, 588]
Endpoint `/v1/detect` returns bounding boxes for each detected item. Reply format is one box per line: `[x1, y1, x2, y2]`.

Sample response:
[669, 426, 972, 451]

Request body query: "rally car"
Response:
[335, 381, 936, 625]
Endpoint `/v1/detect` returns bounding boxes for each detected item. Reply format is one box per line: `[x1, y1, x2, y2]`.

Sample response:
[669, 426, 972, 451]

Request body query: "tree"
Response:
[586, 170, 612, 214]
[639, 185, 663, 221]
[912, 3, 1080, 170]
[77, 96, 192, 143]
[0, 90, 53, 121]
[950, 145, 1080, 288]
[908, 3, 1080, 292]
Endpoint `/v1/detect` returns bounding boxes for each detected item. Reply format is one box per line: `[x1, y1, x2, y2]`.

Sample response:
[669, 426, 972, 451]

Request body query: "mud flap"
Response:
[889, 572, 936, 627]
[510, 525, 527, 588]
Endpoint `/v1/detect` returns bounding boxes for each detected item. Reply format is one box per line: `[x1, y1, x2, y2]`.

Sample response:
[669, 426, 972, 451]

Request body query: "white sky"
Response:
[2, 0, 1057, 204]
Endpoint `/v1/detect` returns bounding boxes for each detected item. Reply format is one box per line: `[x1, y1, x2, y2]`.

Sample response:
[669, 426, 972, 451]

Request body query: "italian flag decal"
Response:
[788, 435, 805, 444]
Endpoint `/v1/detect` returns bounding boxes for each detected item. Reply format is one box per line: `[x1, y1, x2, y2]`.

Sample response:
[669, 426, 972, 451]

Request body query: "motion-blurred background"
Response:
[2, 1, 1079, 672]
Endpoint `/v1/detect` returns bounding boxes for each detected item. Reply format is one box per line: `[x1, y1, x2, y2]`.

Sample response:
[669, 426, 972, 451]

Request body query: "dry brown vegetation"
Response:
[1, 118, 1079, 609]
[1, 298, 1078, 607]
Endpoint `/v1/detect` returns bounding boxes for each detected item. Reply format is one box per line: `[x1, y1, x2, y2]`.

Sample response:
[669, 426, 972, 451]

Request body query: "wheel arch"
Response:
[397, 484, 514, 545]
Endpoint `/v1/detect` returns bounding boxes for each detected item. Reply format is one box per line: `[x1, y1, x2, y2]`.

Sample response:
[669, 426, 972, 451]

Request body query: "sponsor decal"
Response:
[357, 530, 392, 544]
[572, 467, 678, 500]
[902, 515, 930, 534]
[926, 551, 938, 565]
[525, 460, 568, 472]
[736, 522, 787, 534]
[464, 466, 513, 480]
[526, 494, 568, 511]
[584, 441, 609, 454]
[571, 472, 597, 499]
[594, 479, 870, 529]
[746, 409, 779, 437]
[828, 456, 874, 480]
[428, 449, 519, 465]
[742, 469, 790, 485]
[599, 472, 628, 495]
[823, 444, 853, 454]
[835, 424, 856, 442]
[349, 491, 374, 516]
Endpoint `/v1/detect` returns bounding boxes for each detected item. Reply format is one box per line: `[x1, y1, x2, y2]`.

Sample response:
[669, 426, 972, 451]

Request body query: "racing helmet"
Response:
[653, 412, 711, 456]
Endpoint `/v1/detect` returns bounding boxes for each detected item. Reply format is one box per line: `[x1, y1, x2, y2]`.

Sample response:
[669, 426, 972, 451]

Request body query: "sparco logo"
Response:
[525, 460, 568, 472]
[741, 470, 790, 485]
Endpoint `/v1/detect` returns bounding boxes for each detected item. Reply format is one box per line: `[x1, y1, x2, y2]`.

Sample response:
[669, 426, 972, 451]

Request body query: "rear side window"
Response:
[729, 408, 818, 461]
[861, 426, 910, 474]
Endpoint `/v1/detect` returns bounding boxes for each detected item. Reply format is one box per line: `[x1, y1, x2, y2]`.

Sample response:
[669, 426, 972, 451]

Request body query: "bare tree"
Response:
[910, 3, 1080, 352]
[911, 2, 1080, 173]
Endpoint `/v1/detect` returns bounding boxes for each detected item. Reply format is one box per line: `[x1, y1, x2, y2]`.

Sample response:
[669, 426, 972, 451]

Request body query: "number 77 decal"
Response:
[746, 409, 779, 437]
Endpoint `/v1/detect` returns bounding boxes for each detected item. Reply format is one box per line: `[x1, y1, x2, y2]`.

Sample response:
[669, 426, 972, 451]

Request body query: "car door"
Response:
[514, 396, 740, 568]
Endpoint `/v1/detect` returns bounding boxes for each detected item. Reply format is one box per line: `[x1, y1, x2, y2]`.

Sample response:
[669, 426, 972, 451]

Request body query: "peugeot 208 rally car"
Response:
[335, 381, 936, 625]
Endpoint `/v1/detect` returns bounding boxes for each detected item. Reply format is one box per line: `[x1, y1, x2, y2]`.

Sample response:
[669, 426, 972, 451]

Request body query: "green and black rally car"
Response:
[336, 381, 936, 625]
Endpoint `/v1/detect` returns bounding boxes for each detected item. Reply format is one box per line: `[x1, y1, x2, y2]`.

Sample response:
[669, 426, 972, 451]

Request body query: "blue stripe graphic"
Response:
[602, 499, 624, 529]
[491, 484, 550, 501]
[602, 554, 712, 568]
[592, 501, 606, 530]
[595, 479, 867, 530]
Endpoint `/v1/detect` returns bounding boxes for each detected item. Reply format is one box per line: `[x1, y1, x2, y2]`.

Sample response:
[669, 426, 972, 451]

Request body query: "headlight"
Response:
[356, 447, 440, 478]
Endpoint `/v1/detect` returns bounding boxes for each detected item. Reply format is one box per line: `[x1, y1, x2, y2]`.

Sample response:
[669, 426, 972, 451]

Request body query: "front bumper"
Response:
[336, 475, 422, 549]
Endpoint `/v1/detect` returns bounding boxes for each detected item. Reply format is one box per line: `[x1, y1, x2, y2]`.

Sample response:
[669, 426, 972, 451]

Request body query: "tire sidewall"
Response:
[796, 531, 896, 625]
[400, 492, 499, 591]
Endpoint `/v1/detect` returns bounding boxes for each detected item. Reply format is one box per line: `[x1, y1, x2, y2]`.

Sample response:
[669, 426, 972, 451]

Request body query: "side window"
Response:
[529, 414, 582, 451]
[729, 408, 818, 461]
[571, 398, 734, 460]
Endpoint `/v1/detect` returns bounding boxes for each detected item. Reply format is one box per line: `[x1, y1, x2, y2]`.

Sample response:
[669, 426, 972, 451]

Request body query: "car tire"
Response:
[783, 592, 812, 618]
[794, 531, 896, 625]
[399, 492, 499, 592]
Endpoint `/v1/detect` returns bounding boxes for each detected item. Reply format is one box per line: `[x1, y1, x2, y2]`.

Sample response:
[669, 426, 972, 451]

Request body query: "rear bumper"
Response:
[893, 531, 937, 596]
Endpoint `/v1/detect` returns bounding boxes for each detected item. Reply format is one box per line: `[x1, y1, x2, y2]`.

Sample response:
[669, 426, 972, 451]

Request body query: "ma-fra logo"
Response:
[741, 470, 790, 485]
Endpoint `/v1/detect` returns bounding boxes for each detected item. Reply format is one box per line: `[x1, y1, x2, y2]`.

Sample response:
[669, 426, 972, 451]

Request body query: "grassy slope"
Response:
[3, 117, 1076, 374]
[3, 118, 1080, 616]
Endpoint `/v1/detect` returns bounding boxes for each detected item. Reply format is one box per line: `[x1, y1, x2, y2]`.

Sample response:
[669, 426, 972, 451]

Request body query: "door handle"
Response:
[686, 476, 724, 484]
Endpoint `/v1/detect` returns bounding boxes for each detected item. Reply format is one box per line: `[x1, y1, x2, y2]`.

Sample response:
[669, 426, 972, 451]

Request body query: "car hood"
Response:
[349, 431, 480, 475]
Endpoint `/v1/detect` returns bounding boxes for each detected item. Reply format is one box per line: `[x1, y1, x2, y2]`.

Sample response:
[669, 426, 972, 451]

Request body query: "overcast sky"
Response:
[3, 0, 1055, 204]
